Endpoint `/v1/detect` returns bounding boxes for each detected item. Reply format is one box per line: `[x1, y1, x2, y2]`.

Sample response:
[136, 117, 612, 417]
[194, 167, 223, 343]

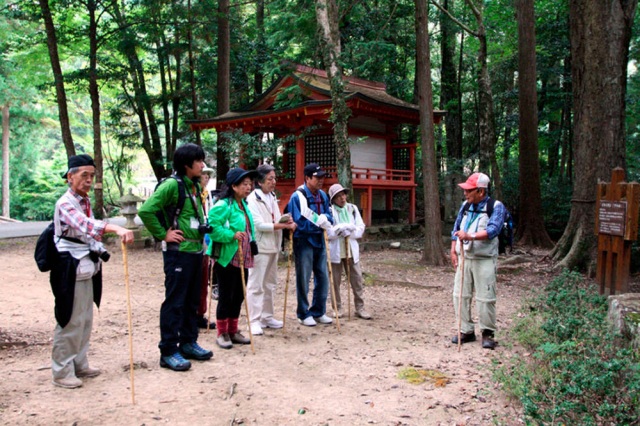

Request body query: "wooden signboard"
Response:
[595, 168, 640, 295]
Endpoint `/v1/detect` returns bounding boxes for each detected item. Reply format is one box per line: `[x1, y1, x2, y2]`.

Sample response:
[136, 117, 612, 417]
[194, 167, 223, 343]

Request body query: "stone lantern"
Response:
[119, 189, 144, 248]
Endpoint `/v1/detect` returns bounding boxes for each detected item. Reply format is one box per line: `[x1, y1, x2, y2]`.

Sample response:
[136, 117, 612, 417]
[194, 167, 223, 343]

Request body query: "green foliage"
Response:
[494, 271, 640, 425]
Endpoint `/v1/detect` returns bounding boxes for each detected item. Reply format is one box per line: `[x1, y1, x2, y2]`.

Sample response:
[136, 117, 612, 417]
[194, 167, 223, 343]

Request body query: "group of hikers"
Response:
[47, 143, 504, 388]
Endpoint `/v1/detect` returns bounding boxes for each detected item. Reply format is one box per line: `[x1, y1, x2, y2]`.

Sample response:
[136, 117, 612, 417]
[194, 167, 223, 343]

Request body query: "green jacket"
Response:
[207, 197, 255, 267]
[138, 177, 205, 253]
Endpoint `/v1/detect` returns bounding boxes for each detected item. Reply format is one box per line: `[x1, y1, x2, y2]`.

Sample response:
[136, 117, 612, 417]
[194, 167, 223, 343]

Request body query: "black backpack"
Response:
[462, 198, 514, 254]
[34, 222, 58, 272]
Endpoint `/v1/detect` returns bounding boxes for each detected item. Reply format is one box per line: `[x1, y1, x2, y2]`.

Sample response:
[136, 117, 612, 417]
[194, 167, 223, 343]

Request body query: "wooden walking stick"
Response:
[121, 241, 136, 404]
[282, 237, 293, 332]
[237, 241, 255, 354]
[323, 230, 341, 332]
[206, 257, 215, 333]
[345, 235, 352, 321]
[457, 244, 465, 353]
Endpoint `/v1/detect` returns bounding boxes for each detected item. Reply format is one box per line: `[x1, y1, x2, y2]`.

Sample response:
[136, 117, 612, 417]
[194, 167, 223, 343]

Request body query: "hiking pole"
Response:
[206, 257, 215, 333]
[282, 237, 293, 332]
[323, 230, 341, 332]
[345, 235, 352, 321]
[121, 241, 136, 404]
[457, 244, 465, 353]
[237, 241, 255, 354]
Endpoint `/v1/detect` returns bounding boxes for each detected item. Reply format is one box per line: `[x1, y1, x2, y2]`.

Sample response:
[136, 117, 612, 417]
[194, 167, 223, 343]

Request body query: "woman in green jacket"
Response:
[208, 168, 258, 349]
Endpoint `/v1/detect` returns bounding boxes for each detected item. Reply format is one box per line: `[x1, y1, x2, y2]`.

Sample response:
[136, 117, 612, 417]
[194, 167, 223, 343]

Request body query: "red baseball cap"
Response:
[458, 173, 490, 190]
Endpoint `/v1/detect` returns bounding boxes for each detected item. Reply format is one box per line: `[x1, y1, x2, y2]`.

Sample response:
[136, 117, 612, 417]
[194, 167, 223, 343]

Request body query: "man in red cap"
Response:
[450, 172, 507, 349]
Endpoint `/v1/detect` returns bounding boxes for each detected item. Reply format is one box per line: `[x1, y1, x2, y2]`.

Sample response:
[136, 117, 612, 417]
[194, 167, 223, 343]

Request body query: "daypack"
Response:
[153, 174, 188, 236]
[34, 222, 58, 272]
[34, 222, 85, 272]
[462, 198, 514, 254]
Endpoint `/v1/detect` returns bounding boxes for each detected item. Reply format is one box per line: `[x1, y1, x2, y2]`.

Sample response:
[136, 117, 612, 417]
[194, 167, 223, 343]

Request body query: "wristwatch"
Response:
[470, 233, 476, 240]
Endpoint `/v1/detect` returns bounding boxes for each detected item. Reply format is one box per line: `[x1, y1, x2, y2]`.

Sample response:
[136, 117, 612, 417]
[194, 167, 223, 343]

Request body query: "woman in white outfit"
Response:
[246, 164, 297, 335]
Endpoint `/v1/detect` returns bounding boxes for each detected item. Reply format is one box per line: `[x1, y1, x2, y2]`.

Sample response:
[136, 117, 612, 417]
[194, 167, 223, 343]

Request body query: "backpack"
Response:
[34, 222, 58, 272]
[462, 198, 514, 254]
[153, 174, 188, 237]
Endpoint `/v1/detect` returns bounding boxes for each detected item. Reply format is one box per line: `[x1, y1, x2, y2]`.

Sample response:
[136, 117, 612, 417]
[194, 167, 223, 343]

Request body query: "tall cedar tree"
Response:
[316, 0, 352, 190]
[216, 0, 231, 186]
[416, 0, 446, 265]
[515, 0, 553, 247]
[550, 0, 637, 270]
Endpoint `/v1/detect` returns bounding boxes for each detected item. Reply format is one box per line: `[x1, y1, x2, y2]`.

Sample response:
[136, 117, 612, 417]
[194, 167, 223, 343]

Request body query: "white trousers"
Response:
[52, 278, 93, 380]
[246, 252, 278, 325]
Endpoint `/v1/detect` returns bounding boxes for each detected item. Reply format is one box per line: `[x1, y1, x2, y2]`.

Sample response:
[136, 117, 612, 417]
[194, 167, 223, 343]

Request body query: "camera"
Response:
[89, 249, 110, 263]
[198, 223, 213, 235]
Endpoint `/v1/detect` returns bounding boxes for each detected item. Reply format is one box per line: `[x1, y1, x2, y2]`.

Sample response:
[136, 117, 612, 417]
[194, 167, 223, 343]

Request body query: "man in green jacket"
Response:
[138, 143, 213, 371]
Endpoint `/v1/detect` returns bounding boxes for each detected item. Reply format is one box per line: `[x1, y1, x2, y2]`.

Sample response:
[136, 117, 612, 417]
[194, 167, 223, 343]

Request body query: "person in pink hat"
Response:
[450, 172, 507, 349]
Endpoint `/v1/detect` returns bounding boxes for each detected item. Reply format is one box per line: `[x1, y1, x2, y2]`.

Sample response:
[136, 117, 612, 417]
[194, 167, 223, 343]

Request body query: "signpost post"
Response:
[595, 168, 640, 295]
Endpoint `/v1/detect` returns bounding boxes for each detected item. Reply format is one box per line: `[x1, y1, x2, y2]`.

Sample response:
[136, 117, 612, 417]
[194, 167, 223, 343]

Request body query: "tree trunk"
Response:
[187, 0, 201, 145]
[87, 0, 103, 218]
[466, 0, 502, 201]
[1, 104, 9, 218]
[255, 0, 265, 95]
[440, 0, 463, 226]
[38, 0, 75, 158]
[316, 0, 352, 190]
[216, 0, 231, 185]
[416, 0, 446, 266]
[515, 0, 553, 248]
[550, 0, 637, 270]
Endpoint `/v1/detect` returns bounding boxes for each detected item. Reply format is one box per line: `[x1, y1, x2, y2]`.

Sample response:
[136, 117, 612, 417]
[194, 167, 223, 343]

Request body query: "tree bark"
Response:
[216, 0, 231, 185]
[440, 0, 463, 226]
[416, 0, 446, 266]
[316, 0, 352, 190]
[87, 0, 103, 218]
[515, 0, 553, 248]
[38, 0, 75, 158]
[254, 0, 265, 95]
[550, 0, 637, 270]
[1, 104, 9, 218]
[187, 0, 201, 145]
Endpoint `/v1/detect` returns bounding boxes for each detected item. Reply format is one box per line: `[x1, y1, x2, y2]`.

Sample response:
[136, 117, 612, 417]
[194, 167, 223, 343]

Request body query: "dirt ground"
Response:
[0, 236, 552, 425]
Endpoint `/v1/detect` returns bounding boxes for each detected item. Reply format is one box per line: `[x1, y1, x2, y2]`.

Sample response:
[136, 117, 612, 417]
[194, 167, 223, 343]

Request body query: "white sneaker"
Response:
[298, 316, 317, 327]
[52, 377, 83, 389]
[250, 322, 264, 336]
[315, 314, 333, 324]
[261, 318, 283, 329]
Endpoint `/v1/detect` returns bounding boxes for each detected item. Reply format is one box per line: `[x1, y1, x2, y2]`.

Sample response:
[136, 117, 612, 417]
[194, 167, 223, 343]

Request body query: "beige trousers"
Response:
[330, 259, 365, 313]
[246, 252, 278, 325]
[52, 278, 93, 380]
[452, 257, 497, 334]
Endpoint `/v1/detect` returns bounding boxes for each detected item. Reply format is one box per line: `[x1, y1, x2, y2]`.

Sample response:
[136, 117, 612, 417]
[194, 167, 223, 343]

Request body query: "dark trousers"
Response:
[215, 262, 246, 320]
[159, 250, 202, 356]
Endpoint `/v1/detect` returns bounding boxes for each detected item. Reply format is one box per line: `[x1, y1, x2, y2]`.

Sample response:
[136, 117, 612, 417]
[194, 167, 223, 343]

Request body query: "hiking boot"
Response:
[315, 314, 333, 324]
[482, 330, 497, 350]
[216, 333, 233, 349]
[52, 377, 83, 389]
[180, 342, 213, 361]
[160, 352, 191, 371]
[356, 309, 372, 320]
[76, 367, 101, 378]
[451, 332, 477, 344]
[298, 316, 317, 327]
[197, 316, 217, 330]
[261, 317, 283, 329]
[230, 332, 251, 345]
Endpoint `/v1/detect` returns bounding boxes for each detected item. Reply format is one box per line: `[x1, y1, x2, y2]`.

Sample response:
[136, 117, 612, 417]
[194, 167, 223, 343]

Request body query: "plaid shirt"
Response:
[58, 189, 106, 241]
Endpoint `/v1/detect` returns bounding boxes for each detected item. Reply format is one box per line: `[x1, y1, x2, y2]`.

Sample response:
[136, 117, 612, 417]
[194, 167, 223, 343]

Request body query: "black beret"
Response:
[62, 154, 96, 179]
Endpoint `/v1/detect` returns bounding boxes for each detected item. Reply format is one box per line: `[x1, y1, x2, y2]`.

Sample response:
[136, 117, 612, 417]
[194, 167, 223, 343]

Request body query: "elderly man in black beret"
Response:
[51, 154, 134, 389]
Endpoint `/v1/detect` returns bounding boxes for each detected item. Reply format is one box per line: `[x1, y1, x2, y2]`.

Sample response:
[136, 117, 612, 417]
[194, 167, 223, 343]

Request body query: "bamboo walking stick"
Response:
[206, 257, 215, 333]
[345, 235, 352, 321]
[282, 237, 293, 332]
[323, 230, 340, 332]
[121, 241, 136, 404]
[457, 244, 465, 353]
[237, 241, 255, 354]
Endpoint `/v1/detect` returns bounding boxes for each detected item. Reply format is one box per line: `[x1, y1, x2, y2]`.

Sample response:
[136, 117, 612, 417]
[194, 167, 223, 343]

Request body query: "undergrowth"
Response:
[494, 270, 640, 425]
